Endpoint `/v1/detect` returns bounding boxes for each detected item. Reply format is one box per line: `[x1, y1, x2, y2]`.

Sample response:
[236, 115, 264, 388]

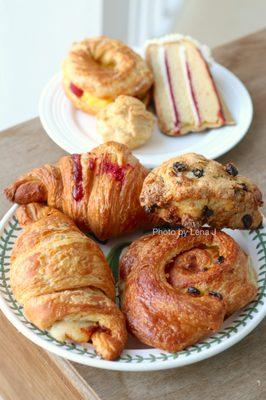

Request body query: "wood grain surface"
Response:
[0, 29, 266, 400]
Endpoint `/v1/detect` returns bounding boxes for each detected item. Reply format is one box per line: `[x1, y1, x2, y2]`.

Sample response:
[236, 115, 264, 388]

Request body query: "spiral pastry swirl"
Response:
[120, 229, 257, 352]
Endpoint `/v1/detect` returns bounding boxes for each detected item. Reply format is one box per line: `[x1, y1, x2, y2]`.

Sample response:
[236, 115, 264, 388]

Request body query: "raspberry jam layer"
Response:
[101, 160, 128, 182]
[72, 154, 84, 201]
[164, 49, 181, 133]
[70, 82, 84, 98]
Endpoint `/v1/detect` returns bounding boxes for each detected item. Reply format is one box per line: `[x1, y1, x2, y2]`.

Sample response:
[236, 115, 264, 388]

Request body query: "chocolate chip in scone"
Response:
[209, 291, 223, 300]
[242, 214, 253, 229]
[192, 168, 204, 178]
[216, 255, 225, 264]
[202, 206, 214, 218]
[173, 162, 187, 174]
[225, 163, 238, 177]
[187, 287, 201, 296]
[143, 204, 157, 214]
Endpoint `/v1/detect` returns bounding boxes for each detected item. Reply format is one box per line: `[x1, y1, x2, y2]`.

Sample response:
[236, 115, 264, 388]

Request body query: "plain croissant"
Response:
[11, 203, 127, 360]
[4, 141, 156, 240]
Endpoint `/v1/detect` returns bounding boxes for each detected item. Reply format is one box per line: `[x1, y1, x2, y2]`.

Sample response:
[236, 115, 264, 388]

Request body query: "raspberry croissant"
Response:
[120, 229, 257, 352]
[11, 203, 127, 360]
[4, 141, 155, 241]
[140, 153, 263, 230]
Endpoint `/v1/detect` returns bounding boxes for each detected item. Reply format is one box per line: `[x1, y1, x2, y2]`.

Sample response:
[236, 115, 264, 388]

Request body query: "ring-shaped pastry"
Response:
[62, 36, 153, 114]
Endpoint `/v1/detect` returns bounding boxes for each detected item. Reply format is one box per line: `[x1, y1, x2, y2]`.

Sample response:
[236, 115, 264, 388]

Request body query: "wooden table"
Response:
[0, 30, 266, 400]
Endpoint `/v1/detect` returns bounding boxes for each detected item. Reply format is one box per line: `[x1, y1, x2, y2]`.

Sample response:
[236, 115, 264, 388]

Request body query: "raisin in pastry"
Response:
[140, 153, 263, 230]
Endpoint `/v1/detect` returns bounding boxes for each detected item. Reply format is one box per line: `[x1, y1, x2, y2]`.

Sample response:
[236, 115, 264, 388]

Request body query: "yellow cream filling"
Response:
[81, 91, 113, 109]
[63, 70, 113, 111]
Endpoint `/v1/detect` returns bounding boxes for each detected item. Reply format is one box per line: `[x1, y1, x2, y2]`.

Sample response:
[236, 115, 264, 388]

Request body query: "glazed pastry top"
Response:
[11, 203, 127, 360]
[12, 203, 115, 305]
[4, 141, 157, 240]
[62, 36, 153, 99]
[120, 229, 257, 352]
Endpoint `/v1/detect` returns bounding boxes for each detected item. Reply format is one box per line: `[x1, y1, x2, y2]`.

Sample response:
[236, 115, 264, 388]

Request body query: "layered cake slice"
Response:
[145, 34, 234, 136]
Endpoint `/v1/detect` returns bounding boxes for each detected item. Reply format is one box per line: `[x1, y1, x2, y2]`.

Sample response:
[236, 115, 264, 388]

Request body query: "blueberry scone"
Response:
[140, 153, 263, 230]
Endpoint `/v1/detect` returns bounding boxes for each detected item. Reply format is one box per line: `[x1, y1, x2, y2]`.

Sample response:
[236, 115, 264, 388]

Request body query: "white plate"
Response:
[39, 60, 253, 168]
[0, 205, 265, 371]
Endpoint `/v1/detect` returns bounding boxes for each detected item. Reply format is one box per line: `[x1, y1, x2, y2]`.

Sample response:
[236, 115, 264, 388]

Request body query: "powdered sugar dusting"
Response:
[145, 34, 214, 65]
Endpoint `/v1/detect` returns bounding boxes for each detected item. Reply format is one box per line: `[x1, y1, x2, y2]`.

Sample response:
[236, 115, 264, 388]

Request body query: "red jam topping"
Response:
[70, 82, 84, 98]
[101, 160, 128, 182]
[164, 49, 180, 133]
[72, 154, 84, 201]
[88, 158, 95, 170]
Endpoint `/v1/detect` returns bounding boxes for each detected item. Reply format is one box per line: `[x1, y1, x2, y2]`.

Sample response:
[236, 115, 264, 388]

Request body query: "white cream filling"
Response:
[49, 318, 97, 343]
[145, 33, 213, 65]
[157, 46, 177, 127]
[179, 44, 200, 126]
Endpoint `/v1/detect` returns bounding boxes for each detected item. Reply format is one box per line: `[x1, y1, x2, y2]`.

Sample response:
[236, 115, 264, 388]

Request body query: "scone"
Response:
[145, 34, 234, 136]
[140, 153, 263, 229]
[62, 36, 153, 115]
[96, 96, 156, 149]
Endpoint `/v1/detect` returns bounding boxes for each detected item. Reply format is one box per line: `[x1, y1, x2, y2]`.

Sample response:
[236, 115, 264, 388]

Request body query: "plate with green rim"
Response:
[0, 204, 265, 371]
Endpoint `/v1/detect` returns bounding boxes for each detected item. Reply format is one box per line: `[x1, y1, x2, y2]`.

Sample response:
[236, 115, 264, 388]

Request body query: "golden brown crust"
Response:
[12, 204, 115, 303]
[62, 78, 103, 115]
[96, 96, 156, 149]
[11, 203, 127, 360]
[62, 36, 153, 100]
[120, 229, 257, 352]
[4, 142, 158, 240]
[140, 153, 263, 230]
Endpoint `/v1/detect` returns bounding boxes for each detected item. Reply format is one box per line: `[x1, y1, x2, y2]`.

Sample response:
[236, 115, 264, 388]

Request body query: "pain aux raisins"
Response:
[187, 287, 201, 296]
[209, 291, 223, 300]
[225, 162, 238, 177]
[192, 168, 204, 178]
[173, 162, 187, 173]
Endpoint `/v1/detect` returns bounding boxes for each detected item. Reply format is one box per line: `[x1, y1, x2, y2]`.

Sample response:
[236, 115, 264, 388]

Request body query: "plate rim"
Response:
[38, 63, 253, 168]
[0, 204, 265, 372]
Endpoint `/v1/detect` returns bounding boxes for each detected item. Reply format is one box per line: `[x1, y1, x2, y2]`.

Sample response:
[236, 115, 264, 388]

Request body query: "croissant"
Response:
[4, 141, 155, 240]
[140, 153, 263, 230]
[11, 203, 127, 360]
[120, 228, 257, 352]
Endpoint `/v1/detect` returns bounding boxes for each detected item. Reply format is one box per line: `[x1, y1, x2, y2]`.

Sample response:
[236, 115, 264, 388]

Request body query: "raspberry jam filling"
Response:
[164, 49, 181, 133]
[81, 325, 111, 339]
[72, 154, 84, 201]
[70, 82, 84, 98]
[101, 160, 128, 182]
